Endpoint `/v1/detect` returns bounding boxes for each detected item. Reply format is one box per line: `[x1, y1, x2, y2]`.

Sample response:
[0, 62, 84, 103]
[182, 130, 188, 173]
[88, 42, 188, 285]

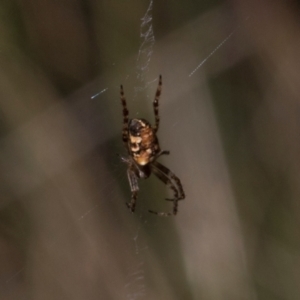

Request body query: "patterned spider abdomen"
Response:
[128, 118, 160, 166]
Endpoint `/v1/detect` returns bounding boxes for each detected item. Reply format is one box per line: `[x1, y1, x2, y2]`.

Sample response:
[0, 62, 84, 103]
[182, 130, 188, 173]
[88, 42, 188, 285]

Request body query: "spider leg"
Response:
[155, 150, 170, 159]
[126, 168, 139, 212]
[153, 161, 185, 201]
[148, 161, 185, 216]
[153, 75, 162, 133]
[120, 84, 129, 147]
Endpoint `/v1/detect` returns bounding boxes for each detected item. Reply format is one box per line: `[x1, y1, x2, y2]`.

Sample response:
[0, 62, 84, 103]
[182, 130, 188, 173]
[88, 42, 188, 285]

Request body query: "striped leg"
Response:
[153, 75, 162, 132]
[149, 161, 185, 216]
[120, 85, 129, 146]
[126, 168, 139, 212]
[154, 161, 185, 201]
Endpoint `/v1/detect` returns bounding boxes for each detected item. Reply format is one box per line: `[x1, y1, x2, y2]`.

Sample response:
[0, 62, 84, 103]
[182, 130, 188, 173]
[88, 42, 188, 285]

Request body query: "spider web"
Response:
[1, 2, 256, 300]
[98, 2, 251, 300]
[136, 0, 155, 83]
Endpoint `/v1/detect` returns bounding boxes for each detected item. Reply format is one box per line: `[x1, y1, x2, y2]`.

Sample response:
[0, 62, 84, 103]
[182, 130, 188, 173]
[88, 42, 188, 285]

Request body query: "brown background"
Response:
[0, 0, 299, 299]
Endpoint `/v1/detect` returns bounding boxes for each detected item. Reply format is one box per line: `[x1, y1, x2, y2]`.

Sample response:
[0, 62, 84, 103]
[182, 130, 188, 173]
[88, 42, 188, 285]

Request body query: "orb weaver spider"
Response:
[120, 75, 185, 216]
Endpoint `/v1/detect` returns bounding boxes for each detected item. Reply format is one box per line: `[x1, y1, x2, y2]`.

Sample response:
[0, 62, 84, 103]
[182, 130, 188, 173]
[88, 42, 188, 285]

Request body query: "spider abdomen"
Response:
[128, 118, 160, 166]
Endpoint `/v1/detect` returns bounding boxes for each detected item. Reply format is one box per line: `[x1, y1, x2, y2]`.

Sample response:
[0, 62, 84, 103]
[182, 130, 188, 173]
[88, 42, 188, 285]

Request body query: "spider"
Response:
[120, 75, 185, 216]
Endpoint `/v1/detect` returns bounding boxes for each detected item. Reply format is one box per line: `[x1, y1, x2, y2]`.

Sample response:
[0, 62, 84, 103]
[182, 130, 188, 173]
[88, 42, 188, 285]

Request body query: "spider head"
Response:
[128, 118, 150, 136]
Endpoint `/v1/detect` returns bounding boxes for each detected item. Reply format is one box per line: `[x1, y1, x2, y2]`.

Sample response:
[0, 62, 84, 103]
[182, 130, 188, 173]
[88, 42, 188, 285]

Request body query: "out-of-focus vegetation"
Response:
[0, 1, 300, 299]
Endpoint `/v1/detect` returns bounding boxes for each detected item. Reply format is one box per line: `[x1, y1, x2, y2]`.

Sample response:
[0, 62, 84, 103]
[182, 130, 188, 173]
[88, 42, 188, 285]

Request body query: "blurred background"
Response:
[0, 0, 300, 299]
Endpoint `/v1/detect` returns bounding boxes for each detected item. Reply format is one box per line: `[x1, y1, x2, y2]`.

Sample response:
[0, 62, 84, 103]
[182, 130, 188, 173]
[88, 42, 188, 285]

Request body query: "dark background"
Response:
[0, 0, 300, 299]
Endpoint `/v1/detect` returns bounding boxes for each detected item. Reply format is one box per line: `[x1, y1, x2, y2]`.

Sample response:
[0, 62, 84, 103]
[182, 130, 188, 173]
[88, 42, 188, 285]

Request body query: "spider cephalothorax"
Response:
[120, 75, 185, 216]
